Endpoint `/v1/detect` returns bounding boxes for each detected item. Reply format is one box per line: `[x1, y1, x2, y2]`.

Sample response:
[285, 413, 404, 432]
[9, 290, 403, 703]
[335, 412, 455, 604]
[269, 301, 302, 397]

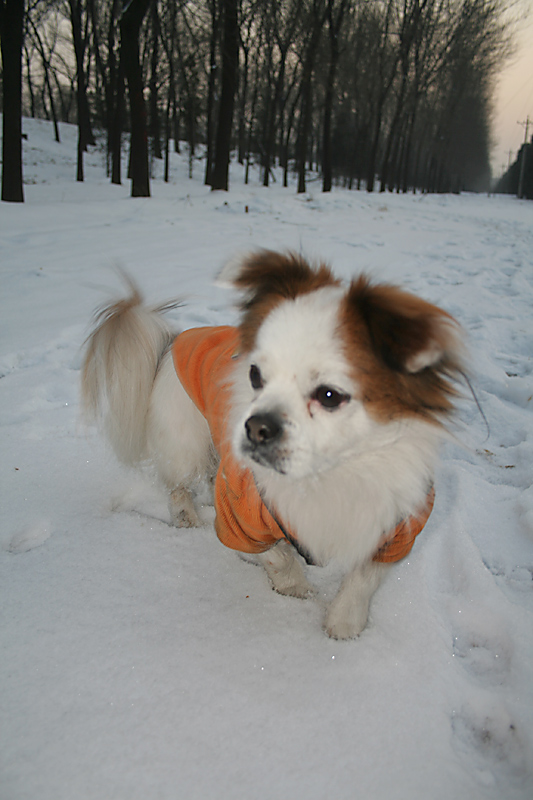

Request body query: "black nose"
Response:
[245, 413, 282, 446]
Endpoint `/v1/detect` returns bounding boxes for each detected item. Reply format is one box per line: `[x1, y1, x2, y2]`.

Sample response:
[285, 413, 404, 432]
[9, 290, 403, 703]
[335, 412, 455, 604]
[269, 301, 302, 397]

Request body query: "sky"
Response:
[492, 6, 533, 176]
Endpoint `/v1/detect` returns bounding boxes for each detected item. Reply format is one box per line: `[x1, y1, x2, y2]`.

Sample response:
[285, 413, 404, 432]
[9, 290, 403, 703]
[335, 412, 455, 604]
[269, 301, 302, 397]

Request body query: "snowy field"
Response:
[1, 117, 533, 800]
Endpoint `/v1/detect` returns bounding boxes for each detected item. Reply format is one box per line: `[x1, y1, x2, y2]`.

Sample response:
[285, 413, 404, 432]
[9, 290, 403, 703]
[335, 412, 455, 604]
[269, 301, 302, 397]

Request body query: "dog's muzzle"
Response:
[243, 412, 286, 472]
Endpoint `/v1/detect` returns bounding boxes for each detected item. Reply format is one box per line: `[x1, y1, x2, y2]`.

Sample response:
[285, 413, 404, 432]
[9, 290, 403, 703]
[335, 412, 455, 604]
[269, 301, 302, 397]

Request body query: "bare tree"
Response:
[211, 0, 240, 190]
[204, 0, 220, 185]
[296, 0, 327, 193]
[68, 0, 96, 181]
[322, 0, 349, 191]
[260, 0, 304, 187]
[148, 0, 162, 160]
[27, 10, 61, 142]
[0, 0, 25, 202]
[121, 0, 151, 196]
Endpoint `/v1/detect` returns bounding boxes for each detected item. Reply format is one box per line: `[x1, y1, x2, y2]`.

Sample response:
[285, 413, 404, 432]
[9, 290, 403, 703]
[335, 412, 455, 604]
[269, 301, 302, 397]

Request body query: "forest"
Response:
[0, 0, 513, 201]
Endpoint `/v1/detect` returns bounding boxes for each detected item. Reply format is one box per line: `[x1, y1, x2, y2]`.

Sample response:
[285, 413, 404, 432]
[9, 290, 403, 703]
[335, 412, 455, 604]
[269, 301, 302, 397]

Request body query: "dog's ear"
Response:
[346, 275, 463, 374]
[218, 250, 338, 301]
[219, 251, 340, 351]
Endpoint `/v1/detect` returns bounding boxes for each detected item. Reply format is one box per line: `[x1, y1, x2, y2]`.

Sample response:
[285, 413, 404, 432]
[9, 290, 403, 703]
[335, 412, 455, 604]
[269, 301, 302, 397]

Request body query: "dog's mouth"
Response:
[240, 411, 289, 475]
[245, 445, 288, 475]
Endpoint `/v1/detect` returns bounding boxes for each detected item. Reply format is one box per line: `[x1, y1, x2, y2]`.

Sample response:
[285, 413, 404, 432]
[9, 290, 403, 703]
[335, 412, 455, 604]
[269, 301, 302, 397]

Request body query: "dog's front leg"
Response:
[258, 540, 314, 598]
[168, 486, 200, 527]
[325, 561, 390, 639]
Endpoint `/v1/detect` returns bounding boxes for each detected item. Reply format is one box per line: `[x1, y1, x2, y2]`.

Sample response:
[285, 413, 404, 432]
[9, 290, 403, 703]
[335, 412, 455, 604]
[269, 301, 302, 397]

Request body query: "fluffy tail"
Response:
[81, 276, 177, 466]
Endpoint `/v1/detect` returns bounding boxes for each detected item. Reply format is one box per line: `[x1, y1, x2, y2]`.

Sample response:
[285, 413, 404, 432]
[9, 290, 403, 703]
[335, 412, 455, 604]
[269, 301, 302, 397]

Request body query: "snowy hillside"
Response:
[1, 118, 533, 800]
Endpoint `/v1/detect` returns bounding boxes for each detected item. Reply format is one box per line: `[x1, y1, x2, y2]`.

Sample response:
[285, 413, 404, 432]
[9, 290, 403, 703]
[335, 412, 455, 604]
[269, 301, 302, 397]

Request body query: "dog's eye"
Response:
[312, 385, 350, 410]
[249, 364, 264, 390]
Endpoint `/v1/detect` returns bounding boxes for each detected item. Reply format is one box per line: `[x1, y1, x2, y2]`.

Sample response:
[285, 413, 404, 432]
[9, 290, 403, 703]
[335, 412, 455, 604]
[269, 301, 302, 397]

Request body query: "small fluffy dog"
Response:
[82, 251, 464, 639]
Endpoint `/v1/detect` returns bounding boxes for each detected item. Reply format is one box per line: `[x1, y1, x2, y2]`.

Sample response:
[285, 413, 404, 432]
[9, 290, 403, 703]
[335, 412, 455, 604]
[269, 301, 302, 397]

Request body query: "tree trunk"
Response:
[164, 79, 172, 182]
[28, 19, 61, 144]
[322, 0, 347, 193]
[237, 42, 249, 165]
[69, 0, 96, 150]
[211, 0, 239, 191]
[110, 51, 124, 185]
[366, 104, 384, 193]
[204, 0, 218, 185]
[321, 57, 336, 192]
[296, 65, 315, 194]
[0, 0, 24, 202]
[121, 0, 151, 197]
[105, 0, 121, 177]
[24, 45, 36, 118]
[296, 2, 326, 194]
[149, 0, 162, 160]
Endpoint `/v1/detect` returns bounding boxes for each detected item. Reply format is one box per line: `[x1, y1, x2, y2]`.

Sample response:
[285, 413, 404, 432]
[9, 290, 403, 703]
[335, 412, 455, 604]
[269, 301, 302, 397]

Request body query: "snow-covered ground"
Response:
[1, 117, 532, 800]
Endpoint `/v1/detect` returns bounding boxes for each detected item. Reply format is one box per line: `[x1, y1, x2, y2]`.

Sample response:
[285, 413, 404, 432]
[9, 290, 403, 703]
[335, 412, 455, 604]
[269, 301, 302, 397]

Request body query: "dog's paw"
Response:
[169, 487, 200, 528]
[324, 616, 365, 640]
[259, 540, 314, 599]
[324, 600, 369, 640]
[271, 573, 315, 599]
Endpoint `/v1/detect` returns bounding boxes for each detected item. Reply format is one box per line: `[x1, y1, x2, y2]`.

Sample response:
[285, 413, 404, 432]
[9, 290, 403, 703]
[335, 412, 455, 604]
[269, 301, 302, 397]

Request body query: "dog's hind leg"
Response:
[147, 352, 214, 528]
[324, 561, 390, 639]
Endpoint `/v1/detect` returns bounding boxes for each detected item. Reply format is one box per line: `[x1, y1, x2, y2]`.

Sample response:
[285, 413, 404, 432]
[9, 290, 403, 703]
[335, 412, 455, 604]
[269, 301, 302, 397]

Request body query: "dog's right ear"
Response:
[217, 251, 340, 351]
[217, 250, 338, 303]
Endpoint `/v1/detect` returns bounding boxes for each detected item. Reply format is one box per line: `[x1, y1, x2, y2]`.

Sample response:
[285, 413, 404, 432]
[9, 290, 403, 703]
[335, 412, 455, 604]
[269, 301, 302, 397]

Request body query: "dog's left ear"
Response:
[346, 276, 463, 374]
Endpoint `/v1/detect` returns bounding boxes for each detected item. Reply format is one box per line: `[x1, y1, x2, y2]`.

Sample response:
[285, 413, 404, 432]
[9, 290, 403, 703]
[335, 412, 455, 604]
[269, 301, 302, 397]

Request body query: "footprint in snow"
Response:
[452, 627, 512, 686]
[451, 701, 532, 791]
[5, 521, 51, 554]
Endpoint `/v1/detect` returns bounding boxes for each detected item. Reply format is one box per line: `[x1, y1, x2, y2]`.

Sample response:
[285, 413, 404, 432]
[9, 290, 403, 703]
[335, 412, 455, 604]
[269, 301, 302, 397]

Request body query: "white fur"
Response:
[82, 277, 453, 639]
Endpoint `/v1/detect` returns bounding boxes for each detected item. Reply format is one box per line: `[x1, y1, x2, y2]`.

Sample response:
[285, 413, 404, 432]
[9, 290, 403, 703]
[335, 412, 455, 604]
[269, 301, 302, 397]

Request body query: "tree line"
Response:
[1, 0, 512, 202]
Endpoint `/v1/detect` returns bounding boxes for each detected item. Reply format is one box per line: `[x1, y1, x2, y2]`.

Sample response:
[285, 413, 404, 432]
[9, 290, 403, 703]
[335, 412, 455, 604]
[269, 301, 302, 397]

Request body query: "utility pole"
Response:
[517, 115, 531, 199]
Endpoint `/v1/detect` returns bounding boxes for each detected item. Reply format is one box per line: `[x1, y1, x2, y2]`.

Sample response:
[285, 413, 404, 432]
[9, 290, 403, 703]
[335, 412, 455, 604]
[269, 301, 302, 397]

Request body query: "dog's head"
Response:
[222, 251, 464, 480]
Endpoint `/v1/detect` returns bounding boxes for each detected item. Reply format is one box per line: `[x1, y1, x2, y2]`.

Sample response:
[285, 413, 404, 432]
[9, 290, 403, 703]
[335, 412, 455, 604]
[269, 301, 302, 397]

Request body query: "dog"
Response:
[81, 251, 464, 639]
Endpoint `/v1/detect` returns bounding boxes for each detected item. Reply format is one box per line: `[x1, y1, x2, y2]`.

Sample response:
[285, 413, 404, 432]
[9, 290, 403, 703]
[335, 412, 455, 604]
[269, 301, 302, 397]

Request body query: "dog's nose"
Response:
[245, 413, 282, 446]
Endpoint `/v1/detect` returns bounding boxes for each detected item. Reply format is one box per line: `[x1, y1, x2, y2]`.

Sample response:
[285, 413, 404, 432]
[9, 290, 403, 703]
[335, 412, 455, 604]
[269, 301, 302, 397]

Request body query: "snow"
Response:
[1, 117, 533, 800]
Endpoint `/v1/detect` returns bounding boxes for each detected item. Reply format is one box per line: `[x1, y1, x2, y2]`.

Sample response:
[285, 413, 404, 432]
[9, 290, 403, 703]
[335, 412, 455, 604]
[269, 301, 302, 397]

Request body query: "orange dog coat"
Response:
[172, 326, 434, 564]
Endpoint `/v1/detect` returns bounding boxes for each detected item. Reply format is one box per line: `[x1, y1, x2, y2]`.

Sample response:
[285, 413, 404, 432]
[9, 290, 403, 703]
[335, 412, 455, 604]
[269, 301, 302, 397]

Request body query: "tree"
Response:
[204, 0, 220, 185]
[148, 0, 162, 160]
[68, 0, 96, 181]
[0, 0, 25, 202]
[211, 0, 239, 190]
[260, 0, 303, 187]
[322, 0, 349, 192]
[295, 0, 327, 193]
[121, 0, 151, 197]
[27, 11, 61, 143]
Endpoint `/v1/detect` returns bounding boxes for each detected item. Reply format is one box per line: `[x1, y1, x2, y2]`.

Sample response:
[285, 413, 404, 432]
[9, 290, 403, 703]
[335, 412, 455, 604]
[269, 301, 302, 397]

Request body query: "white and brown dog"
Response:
[82, 251, 464, 639]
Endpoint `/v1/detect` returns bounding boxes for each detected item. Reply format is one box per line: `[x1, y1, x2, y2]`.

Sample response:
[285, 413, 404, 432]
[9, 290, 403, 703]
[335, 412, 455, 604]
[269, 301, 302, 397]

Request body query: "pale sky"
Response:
[492, 8, 533, 177]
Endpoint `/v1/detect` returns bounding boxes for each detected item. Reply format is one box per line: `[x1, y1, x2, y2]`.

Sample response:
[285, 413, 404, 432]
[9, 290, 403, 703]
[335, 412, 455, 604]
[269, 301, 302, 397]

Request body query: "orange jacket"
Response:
[172, 326, 434, 564]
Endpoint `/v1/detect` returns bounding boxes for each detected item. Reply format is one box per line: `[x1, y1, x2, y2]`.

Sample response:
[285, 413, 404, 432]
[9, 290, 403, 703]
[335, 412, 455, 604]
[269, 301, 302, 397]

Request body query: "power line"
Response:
[517, 115, 531, 143]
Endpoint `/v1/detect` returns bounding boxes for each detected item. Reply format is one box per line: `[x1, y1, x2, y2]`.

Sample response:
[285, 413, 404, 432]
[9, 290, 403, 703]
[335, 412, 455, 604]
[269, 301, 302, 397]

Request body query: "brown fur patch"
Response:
[234, 251, 340, 352]
[338, 276, 463, 424]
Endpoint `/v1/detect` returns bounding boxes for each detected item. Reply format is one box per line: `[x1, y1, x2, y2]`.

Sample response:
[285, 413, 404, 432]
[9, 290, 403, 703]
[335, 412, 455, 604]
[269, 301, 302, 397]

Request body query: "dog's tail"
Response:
[81, 276, 177, 466]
